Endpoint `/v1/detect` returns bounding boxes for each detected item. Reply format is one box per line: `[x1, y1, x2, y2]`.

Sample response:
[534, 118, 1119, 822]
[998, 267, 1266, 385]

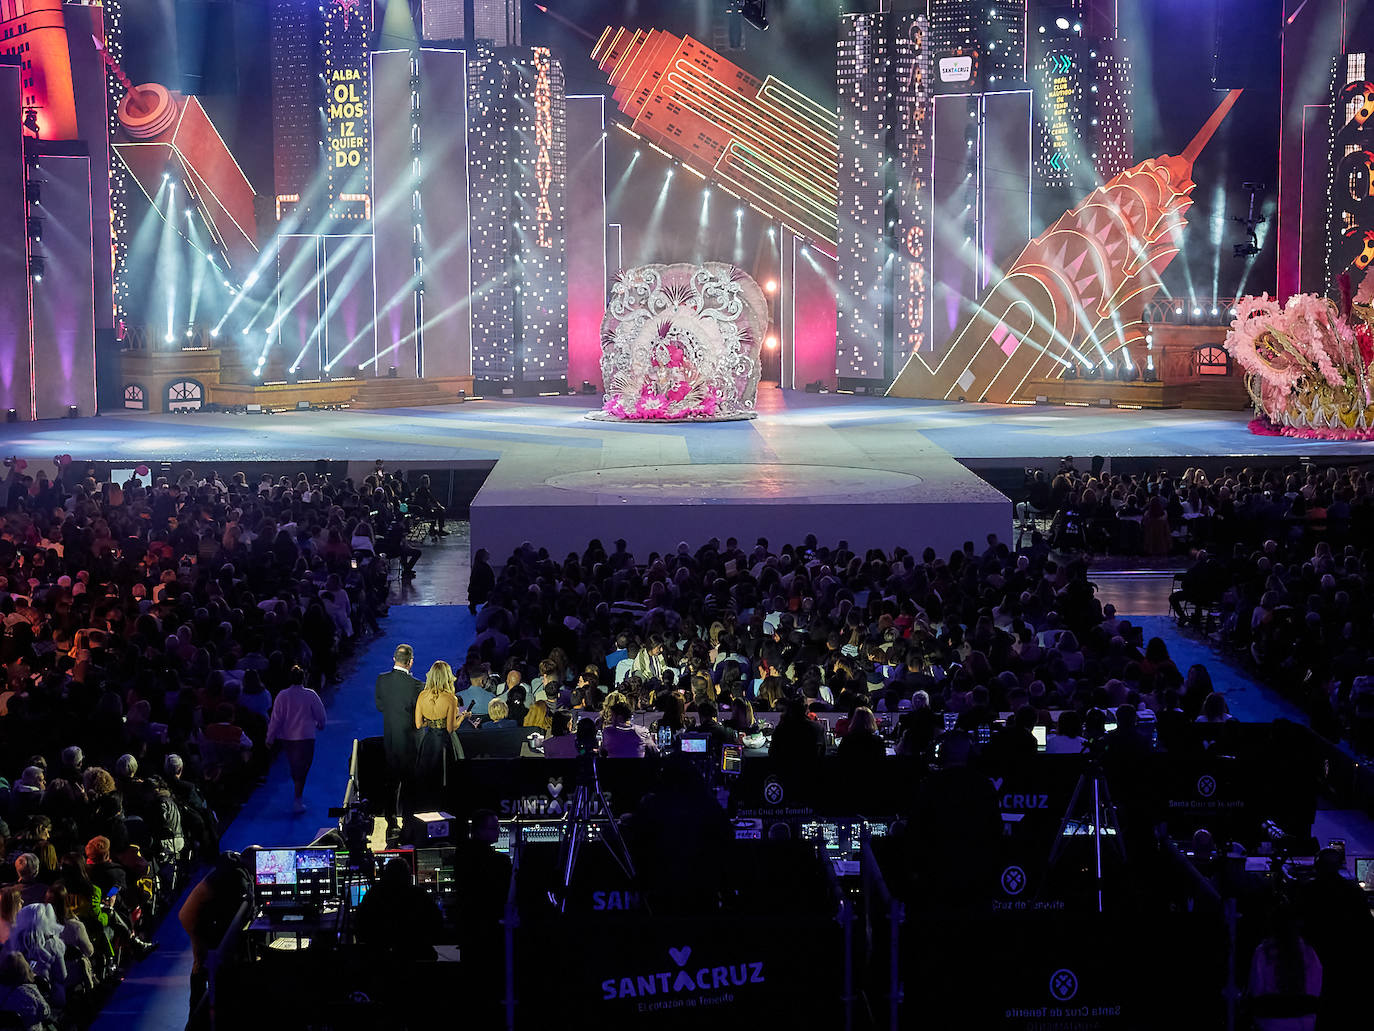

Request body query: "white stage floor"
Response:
[0, 390, 1356, 463]
[3, 389, 1360, 558]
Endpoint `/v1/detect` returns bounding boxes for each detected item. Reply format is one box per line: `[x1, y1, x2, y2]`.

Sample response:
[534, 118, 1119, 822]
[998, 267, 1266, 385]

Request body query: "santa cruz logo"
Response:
[600, 944, 765, 1000]
[1000, 865, 1027, 896]
[1049, 968, 1079, 1002]
[762, 777, 785, 805]
[1196, 774, 1217, 798]
[499, 777, 610, 817]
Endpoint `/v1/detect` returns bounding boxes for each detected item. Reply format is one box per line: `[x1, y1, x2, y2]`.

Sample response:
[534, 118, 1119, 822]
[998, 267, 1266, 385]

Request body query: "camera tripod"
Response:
[1039, 759, 1125, 914]
[550, 748, 638, 913]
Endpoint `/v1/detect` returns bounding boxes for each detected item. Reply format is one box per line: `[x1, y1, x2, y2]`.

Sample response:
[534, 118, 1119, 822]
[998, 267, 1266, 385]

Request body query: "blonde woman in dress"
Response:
[414, 661, 470, 805]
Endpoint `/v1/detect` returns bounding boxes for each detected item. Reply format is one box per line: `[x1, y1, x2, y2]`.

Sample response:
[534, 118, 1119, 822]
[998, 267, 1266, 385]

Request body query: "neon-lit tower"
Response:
[468, 43, 569, 388]
[592, 25, 838, 253]
[888, 90, 1242, 403]
[836, 7, 934, 382]
[1033, 2, 1133, 198]
[928, 0, 1027, 89]
[269, 0, 323, 223]
[419, 0, 520, 45]
[836, 11, 890, 380]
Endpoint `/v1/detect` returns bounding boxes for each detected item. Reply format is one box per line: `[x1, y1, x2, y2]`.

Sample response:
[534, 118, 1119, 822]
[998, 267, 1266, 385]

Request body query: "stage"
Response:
[7, 390, 1371, 558]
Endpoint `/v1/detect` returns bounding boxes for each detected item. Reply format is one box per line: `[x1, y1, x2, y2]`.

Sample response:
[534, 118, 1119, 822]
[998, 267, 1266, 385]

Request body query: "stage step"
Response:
[350, 377, 467, 410]
[1183, 377, 1249, 411]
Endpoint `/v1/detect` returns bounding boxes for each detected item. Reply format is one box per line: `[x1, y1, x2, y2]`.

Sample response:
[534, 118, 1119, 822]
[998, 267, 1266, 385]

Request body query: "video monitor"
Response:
[1032, 725, 1048, 751]
[374, 848, 415, 875]
[721, 744, 743, 774]
[293, 847, 337, 903]
[1356, 857, 1374, 890]
[680, 734, 709, 755]
[416, 847, 456, 895]
[253, 848, 298, 902]
[254, 847, 337, 904]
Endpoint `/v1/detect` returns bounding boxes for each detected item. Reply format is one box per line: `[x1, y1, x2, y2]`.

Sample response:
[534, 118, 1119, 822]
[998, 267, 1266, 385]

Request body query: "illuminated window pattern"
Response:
[1035, 39, 1133, 191]
[270, 0, 323, 221]
[892, 14, 934, 363]
[102, 0, 129, 319]
[836, 13, 888, 379]
[928, 0, 1026, 88]
[836, 12, 934, 381]
[592, 26, 838, 251]
[468, 44, 569, 382]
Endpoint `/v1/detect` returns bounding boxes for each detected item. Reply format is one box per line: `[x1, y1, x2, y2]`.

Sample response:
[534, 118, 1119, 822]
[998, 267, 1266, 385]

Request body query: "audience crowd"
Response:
[0, 459, 408, 1027]
[455, 530, 1228, 764]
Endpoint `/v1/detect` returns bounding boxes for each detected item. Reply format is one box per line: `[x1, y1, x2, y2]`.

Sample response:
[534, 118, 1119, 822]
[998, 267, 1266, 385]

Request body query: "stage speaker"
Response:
[296, 400, 311, 411]
[1062, 365, 1077, 379]
[1143, 367, 1158, 383]
[1211, 0, 1281, 90]
[246, 403, 263, 414]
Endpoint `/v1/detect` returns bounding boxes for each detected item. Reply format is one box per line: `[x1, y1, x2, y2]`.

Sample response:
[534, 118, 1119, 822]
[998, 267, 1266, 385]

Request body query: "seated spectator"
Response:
[354, 857, 441, 961]
[481, 699, 516, 731]
[0, 952, 50, 1031]
[769, 700, 825, 763]
[0, 889, 19, 948]
[1046, 711, 1087, 754]
[13, 858, 46, 908]
[43, 887, 93, 995]
[601, 702, 657, 758]
[540, 711, 579, 759]
[836, 707, 884, 762]
[82, 837, 125, 898]
[1, 903, 66, 1010]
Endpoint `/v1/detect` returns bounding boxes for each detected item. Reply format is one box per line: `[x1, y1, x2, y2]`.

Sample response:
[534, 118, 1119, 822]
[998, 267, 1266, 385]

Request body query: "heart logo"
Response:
[547, 777, 563, 797]
[668, 946, 692, 967]
[991, 777, 1004, 791]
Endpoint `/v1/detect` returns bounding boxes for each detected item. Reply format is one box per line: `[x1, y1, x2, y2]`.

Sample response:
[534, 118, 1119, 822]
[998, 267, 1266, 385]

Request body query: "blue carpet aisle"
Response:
[91, 606, 471, 1031]
[1128, 615, 1309, 725]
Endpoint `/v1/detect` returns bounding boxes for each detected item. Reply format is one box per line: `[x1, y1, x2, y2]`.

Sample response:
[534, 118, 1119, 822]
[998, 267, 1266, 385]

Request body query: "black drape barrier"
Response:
[896, 912, 1227, 1030]
[350, 724, 1319, 849]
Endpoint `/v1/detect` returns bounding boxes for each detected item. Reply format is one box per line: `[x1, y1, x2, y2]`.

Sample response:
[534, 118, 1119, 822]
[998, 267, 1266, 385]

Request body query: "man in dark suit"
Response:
[375, 644, 423, 839]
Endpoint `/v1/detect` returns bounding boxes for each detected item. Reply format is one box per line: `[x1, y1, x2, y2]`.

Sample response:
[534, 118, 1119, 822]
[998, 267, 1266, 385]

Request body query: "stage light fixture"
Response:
[29, 257, 44, 281]
[5, 410, 15, 423]
[164, 333, 174, 343]
[210, 328, 218, 338]
[765, 280, 777, 293]
[66, 405, 79, 418]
